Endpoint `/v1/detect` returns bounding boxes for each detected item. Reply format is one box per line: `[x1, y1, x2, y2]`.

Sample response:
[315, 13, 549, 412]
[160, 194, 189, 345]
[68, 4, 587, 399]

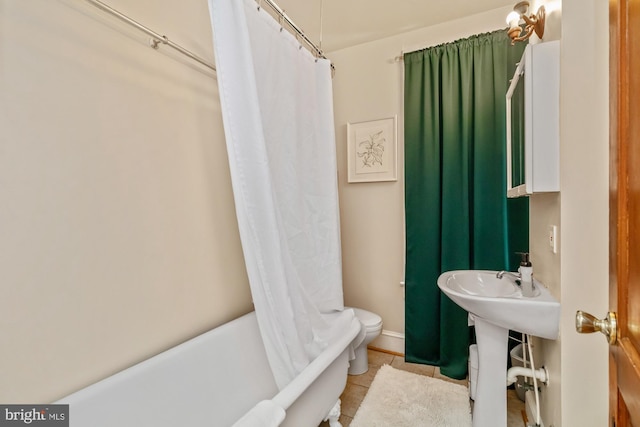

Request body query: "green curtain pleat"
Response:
[404, 30, 528, 379]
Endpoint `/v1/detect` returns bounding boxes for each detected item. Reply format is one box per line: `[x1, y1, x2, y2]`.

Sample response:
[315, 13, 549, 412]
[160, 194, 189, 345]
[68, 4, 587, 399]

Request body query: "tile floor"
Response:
[319, 348, 526, 427]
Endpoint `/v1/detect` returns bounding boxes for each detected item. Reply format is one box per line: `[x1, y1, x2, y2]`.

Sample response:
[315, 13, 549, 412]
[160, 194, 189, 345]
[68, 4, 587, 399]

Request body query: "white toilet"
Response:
[347, 307, 383, 375]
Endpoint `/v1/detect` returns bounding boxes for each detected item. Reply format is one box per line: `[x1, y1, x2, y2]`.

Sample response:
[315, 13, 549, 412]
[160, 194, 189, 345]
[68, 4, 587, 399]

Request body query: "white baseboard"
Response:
[370, 330, 405, 355]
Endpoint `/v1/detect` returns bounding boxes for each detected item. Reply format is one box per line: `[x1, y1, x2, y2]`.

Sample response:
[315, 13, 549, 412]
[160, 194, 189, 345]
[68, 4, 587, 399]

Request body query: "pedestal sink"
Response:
[437, 270, 560, 427]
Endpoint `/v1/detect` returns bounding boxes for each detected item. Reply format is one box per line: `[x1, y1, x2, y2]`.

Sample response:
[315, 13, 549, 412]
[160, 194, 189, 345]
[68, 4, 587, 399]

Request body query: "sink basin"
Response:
[438, 270, 560, 427]
[438, 270, 560, 340]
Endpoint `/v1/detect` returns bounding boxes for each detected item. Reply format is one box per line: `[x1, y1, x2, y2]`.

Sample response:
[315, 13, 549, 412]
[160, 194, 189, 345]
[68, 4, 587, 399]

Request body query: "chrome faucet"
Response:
[496, 271, 521, 280]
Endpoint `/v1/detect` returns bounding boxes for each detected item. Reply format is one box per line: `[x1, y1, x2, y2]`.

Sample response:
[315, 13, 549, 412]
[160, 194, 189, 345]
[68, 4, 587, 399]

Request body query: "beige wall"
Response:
[558, 0, 609, 425]
[0, 0, 252, 403]
[529, 0, 610, 426]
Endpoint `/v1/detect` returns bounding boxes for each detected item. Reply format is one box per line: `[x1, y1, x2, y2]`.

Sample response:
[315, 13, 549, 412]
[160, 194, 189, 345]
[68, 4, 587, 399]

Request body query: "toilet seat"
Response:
[350, 307, 383, 331]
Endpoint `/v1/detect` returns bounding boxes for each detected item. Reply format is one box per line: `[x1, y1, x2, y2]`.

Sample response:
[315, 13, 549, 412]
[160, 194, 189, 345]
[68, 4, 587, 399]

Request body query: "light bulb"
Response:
[506, 11, 521, 27]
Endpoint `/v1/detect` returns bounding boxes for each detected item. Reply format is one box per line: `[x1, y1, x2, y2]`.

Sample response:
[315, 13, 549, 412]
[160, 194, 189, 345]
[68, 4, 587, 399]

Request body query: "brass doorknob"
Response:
[575, 310, 617, 344]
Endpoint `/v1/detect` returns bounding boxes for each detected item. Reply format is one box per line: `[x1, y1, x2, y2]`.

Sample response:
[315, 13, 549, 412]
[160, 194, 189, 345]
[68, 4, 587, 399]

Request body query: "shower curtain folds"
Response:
[208, 0, 347, 389]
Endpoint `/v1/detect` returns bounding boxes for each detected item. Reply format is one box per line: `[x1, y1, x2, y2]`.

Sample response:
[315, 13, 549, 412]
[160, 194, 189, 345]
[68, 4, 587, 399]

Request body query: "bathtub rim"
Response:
[272, 309, 361, 410]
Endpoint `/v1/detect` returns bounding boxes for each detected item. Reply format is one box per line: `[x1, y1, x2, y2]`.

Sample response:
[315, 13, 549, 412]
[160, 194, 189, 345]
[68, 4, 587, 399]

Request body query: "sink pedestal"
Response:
[472, 317, 509, 427]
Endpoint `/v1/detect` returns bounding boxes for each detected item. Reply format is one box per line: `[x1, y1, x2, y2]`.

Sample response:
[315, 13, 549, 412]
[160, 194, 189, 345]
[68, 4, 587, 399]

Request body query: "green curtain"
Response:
[404, 30, 528, 379]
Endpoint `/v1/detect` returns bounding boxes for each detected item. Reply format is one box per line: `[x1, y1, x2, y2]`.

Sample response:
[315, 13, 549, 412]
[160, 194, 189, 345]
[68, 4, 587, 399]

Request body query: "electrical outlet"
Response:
[548, 225, 557, 254]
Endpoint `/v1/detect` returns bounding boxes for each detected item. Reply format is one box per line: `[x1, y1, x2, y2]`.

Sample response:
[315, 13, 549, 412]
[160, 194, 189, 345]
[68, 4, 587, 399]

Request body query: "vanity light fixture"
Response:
[506, 1, 546, 44]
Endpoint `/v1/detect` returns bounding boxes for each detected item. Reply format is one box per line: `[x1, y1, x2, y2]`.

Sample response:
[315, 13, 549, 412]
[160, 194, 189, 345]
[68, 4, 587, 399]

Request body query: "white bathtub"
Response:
[57, 310, 362, 427]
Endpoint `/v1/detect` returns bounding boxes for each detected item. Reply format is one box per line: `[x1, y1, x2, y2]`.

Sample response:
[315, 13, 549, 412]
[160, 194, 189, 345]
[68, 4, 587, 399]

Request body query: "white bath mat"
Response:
[350, 364, 472, 427]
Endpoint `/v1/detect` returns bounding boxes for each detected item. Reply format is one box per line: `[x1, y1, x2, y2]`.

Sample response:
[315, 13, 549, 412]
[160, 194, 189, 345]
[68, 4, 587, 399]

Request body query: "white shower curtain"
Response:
[208, 0, 350, 389]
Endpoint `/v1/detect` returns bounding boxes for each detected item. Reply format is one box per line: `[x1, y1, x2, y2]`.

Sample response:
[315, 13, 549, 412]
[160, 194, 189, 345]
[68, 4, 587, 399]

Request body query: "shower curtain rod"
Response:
[84, 0, 217, 73]
[86, 0, 334, 72]
[258, 0, 328, 61]
[84, 0, 330, 74]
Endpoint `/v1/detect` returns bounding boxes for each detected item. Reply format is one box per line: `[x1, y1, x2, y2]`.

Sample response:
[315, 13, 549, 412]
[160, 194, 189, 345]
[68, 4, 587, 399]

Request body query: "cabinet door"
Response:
[506, 41, 559, 198]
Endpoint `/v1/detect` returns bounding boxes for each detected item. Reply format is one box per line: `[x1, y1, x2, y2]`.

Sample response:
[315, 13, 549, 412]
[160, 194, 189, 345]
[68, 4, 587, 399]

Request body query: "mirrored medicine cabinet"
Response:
[506, 40, 560, 198]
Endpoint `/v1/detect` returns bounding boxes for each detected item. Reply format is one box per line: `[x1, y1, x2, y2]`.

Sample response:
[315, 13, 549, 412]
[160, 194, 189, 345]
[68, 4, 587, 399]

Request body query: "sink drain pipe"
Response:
[506, 365, 549, 386]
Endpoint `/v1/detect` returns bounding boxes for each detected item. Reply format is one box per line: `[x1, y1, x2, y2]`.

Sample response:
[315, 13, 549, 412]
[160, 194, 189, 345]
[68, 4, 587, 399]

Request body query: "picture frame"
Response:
[347, 116, 398, 183]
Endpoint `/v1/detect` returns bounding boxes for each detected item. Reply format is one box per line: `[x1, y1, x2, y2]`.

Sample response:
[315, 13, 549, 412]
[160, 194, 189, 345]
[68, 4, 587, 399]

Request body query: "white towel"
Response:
[231, 400, 286, 427]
